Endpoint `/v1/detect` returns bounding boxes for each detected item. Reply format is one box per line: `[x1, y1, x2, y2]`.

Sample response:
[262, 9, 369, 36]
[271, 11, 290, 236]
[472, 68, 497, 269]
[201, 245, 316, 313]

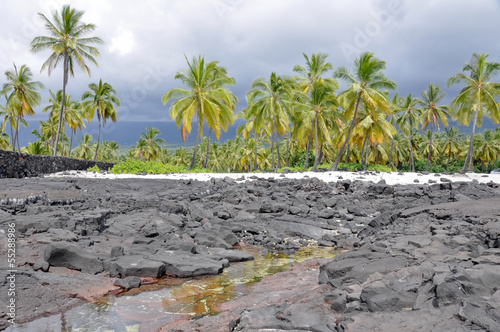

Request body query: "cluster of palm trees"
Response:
[2, 4, 500, 174]
[162, 52, 500, 174]
[1, 5, 119, 161]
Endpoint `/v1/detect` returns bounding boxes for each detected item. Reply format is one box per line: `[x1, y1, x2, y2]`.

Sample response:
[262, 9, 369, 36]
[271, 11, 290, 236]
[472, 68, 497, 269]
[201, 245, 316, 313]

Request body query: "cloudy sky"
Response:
[1, 0, 500, 126]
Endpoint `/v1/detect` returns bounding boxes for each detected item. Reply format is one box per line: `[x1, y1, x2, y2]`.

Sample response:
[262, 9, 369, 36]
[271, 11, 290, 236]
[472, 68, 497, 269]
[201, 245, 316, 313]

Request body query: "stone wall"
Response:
[0, 149, 115, 178]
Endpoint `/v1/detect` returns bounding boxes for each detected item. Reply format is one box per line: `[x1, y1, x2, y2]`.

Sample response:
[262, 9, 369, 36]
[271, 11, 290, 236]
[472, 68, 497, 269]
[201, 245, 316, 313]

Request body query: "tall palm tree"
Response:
[162, 55, 237, 170]
[330, 52, 396, 171]
[1, 64, 44, 152]
[293, 52, 334, 94]
[293, 52, 339, 170]
[295, 80, 340, 170]
[448, 53, 500, 173]
[31, 5, 103, 156]
[43, 90, 84, 156]
[82, 79, 120, 161]
[247, 73, 296, 169]
[417, 83, 450, 171]
[396, 94, 421, 172]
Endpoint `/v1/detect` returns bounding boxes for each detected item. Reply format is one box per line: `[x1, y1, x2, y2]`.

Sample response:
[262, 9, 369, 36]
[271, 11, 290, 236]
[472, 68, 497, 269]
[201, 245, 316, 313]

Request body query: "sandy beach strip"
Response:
[45, 170, 500, 186]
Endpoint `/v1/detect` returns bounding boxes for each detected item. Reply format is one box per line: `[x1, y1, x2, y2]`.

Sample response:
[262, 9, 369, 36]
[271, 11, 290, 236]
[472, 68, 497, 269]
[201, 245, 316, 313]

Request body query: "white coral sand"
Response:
[46, 170, 500, 186]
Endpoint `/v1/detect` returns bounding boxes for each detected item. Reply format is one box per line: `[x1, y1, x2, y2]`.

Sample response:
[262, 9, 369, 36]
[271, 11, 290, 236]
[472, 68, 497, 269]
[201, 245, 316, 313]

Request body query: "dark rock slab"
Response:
[45, 243, 104, 274]
[149, 250, 225, 277]
[107, 255, 166, 278]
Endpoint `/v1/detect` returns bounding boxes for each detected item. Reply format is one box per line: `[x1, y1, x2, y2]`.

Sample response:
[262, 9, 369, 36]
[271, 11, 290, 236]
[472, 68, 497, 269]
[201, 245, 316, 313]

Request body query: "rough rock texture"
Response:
[0, 149, 113, 178]
[1, 172, 500, 330]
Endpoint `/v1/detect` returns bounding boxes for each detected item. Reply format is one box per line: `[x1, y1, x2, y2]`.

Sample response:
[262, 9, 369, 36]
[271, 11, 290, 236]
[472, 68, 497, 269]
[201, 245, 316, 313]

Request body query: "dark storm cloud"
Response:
[1, 0, 500, 123]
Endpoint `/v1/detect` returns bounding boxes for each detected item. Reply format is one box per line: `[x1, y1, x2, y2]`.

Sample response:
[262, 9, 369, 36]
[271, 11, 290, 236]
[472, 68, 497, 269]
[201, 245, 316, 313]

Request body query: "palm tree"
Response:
[417, 83, 450, 171]
[330, 52, 396, 171]
[1, 64, 44, 152]
[31, 5, 103, 156]
[0, 132, 9, 150]
[448, 53, 500, 173]
[295, 80, 340, 170]
[65, 101, 86, 157]
[162, 55, 237, 170]
[237, 105, 269, 171]
[0, 92, 16, 147]
[293, 52, 339, 170]
[293, 52, 334, 93]
[419, 130, 440, 169]
[135, 126, 165, 161]
[396, 94, 421, 172]
[81, 79, 120, 161]
[73, 133, 94, 160]
[356, 108, 396, 169]
[440, 126, 464, 171]
[43, 90, 84, 156]
[22, 141, 50, 155]
[474, 129, 500, 172]
[247, 73, 296, 169]
[98, 140, 120, 162]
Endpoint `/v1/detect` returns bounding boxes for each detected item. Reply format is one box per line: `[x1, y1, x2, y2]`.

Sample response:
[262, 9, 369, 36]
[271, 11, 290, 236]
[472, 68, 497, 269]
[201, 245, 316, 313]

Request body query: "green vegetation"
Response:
[87, 165, 100, 173]
[1, 5, 500, 175]
[110, 160, 211, 174]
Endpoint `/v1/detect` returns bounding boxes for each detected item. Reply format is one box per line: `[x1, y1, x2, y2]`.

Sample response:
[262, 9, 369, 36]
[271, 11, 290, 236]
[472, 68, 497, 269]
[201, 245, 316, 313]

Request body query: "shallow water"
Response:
[8, 246, 337, 332]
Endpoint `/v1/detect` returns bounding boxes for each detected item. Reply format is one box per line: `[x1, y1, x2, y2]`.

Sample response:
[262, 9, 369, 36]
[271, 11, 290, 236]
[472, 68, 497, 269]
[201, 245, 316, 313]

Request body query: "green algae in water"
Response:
[6, 246, 338, 332]
[165, 246, 338, 316]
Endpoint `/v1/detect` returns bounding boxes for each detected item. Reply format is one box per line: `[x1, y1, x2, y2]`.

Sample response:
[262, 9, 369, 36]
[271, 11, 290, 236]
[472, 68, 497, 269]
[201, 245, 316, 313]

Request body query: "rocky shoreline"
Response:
[1, 172, 500, 331]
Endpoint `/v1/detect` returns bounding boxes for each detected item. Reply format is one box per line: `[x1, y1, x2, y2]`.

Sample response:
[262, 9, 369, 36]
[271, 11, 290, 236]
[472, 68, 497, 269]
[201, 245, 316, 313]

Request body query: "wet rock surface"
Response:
[1, 173, 500, 330]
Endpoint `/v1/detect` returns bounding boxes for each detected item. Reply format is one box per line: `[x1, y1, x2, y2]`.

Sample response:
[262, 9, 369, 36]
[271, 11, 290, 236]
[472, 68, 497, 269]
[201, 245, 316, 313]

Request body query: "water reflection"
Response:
[8, 246, 337, 332]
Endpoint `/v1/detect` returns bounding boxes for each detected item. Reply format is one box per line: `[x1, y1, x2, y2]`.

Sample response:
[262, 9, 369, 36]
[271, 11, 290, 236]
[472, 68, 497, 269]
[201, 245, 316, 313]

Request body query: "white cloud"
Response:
[109, 29, 135, 55]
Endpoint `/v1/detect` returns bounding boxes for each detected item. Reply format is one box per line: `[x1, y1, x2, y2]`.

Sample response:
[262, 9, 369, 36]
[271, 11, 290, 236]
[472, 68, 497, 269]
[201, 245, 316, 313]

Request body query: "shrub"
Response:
[87, 165, 100, 173]
[110, 160, 211, 174]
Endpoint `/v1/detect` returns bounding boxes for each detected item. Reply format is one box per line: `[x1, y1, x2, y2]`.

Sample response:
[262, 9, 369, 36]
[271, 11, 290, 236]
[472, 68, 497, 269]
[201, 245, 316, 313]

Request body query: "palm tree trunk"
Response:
[318, 139, 324, 165]
[446, 154, 450, 172]
[408, 120, 414, 172]
[345, 144, 350, 163]
[461, 110, 478, 174]
[204, 128, 212, 169]
[312, 116, 320, 170]
[304, 130, 313, 169]
[389, 137, 394, 169]
[275, 117, 281, 169]
[14, 115, 20, 152]
[53, 55, 69, 157]
[361, 134, 368, 169]
[69, 130, 74, 158]
[271, 133, 275, 169]
[94, 111, 101, 161]
[365, 142, 370, 170]
[426, 128, 433, 171]
[10, 122, 15, 150]
[331, 93, 361, 171]
[286, 137, 290, 167]
[189, 109, 201, 171]
[254, 129, 258, 171]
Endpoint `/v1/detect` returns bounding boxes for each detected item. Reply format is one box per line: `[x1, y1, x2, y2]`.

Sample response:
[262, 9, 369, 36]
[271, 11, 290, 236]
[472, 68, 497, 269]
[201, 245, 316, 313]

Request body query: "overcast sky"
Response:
[1, 0, 500, 124]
